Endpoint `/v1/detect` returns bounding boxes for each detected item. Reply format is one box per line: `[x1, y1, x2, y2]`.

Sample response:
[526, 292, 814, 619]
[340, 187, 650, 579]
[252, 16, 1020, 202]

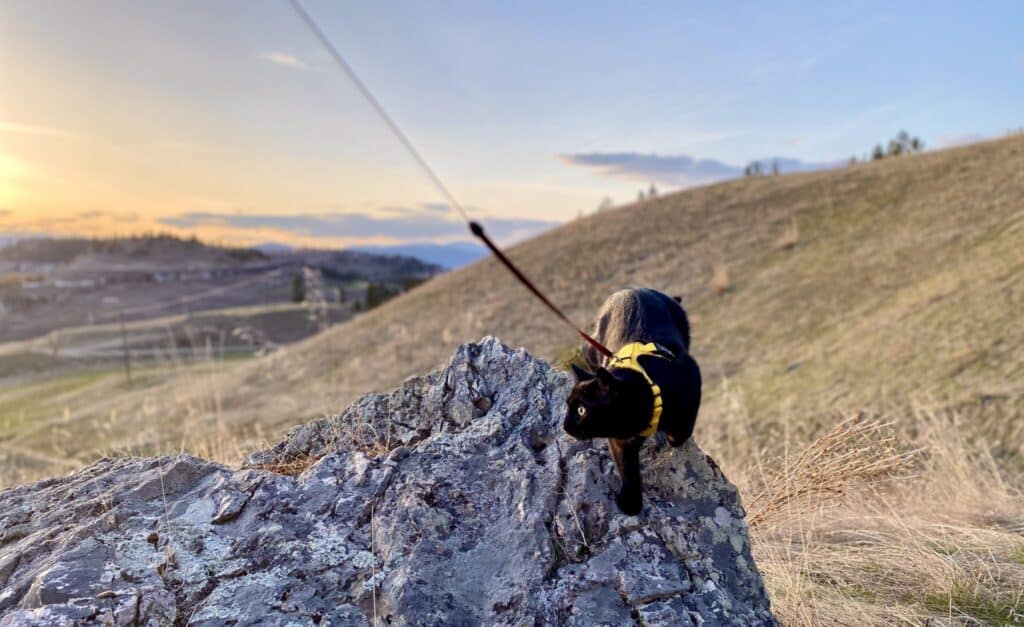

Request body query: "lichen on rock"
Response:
[0, 337, 777, 626]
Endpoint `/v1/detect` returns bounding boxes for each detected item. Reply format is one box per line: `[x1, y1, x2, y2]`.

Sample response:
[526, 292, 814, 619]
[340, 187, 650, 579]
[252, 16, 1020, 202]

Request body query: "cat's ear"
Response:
[595, 367, 616, 386]
[571, 364, 595, 382]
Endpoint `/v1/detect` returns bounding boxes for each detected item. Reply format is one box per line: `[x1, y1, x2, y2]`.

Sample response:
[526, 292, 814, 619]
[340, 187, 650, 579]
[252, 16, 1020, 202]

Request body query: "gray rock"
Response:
[0, 337, 777, 626]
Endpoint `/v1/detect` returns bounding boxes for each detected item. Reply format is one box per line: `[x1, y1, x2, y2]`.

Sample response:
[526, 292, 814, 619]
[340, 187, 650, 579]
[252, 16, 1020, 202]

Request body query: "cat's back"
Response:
[586, 287, 691, 366]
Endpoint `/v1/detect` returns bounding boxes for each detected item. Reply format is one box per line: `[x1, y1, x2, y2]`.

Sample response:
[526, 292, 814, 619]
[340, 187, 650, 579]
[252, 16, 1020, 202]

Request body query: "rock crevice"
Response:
[0, 337, 776, 626]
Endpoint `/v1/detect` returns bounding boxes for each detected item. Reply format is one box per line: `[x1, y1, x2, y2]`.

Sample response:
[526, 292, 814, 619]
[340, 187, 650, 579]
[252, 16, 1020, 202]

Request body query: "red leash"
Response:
[470, 222, 614, 359]
[289, 0, 614, 359]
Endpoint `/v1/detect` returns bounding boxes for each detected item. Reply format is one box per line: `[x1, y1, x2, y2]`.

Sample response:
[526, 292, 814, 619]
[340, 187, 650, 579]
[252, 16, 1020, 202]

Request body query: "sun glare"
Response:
[0, 153, 33, 208]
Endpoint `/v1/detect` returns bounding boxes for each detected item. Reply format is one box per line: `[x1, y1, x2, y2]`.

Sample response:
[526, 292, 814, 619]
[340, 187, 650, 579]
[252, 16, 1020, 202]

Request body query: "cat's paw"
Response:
[652, 431, 668, 451]
[615, 491, 643, 516]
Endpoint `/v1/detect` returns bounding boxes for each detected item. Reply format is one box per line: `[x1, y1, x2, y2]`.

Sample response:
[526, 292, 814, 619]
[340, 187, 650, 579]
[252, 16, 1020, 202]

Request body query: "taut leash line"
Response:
[469, 222, 613, 359]
[288, 0, 614, 360]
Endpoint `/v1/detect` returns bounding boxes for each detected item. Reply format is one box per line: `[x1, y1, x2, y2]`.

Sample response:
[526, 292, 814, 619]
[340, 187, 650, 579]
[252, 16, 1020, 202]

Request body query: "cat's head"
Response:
[563, 364, 654, 440]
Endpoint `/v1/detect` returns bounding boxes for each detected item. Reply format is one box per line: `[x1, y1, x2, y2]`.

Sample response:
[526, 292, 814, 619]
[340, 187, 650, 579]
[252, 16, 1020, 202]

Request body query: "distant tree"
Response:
[648, 183, 658, 198]
[872, 131, 924, 161]
[291, 273, 305, 303]
[401, 276, 426, 291]
[849, 156, 858, 166]
[771, 160, 780, 176]
[892, 130, 924, 154]
[364, 282, 377, 310]
[364, 281, 400, 311]
[364, 282, 382, 310]
[597, 196, 614, 212]
[744, 161, 763, 177]
[637, 189, 646, 202]
[336, 287, 346, 303]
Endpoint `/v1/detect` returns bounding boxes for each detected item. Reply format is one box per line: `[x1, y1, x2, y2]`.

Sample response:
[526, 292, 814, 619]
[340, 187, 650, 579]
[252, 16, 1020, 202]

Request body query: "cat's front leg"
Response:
[608, 436, 644, 515]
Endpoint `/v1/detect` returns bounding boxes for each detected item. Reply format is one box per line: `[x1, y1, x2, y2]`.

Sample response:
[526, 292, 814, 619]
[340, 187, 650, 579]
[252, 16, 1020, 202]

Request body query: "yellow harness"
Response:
[608, 342, 665, 437]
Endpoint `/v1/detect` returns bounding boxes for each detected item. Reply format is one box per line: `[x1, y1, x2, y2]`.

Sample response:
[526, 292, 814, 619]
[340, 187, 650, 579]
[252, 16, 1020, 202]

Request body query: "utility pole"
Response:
[119, 312, 132, 383]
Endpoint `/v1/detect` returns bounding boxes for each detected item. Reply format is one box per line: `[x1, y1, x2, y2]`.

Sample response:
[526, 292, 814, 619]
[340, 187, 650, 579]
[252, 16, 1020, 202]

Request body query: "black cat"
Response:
[563, 288, 702, 515]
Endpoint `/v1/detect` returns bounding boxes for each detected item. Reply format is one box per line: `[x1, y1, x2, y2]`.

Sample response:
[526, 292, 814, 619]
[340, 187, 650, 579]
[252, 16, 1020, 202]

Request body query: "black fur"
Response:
[563, 288, 702, 515]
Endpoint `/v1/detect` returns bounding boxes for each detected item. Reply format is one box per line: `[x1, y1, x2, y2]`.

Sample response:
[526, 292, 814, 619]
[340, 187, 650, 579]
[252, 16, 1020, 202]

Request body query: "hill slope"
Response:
[226, 135, 1024, 447]
[6, 136, 1021, 474]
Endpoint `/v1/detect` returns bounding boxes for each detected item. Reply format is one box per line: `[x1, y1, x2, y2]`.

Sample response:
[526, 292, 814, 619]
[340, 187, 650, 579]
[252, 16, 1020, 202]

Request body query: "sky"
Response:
[2, 1, 1022, 249]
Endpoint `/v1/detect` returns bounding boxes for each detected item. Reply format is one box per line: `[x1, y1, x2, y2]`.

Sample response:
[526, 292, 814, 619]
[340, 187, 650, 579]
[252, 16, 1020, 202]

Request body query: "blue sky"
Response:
[2, 0, 1022, 247]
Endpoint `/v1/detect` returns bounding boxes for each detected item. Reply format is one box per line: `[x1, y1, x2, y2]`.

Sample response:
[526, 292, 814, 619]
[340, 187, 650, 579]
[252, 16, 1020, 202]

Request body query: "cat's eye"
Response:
[576, 406, 587, 418]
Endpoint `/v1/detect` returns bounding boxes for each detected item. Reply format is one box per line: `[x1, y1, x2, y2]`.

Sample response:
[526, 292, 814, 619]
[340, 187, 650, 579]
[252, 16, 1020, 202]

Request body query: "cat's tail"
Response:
[668, 295, 691, 351]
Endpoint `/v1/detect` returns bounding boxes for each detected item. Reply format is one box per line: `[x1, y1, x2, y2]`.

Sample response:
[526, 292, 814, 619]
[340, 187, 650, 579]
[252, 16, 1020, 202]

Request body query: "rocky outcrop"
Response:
[0, 337, 776, 626]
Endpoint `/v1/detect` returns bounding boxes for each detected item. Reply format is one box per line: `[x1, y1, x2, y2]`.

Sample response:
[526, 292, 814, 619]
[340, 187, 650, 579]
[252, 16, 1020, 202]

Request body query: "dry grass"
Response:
[248, 453, 321, 477]
[742, 403, 1024, 626]
[710, 263, 733, 295]
[9, 135, 1022, 474]
[2, 136, 1023, 620]
[745, 415, 918, 528]
[775, 217, 801, 250]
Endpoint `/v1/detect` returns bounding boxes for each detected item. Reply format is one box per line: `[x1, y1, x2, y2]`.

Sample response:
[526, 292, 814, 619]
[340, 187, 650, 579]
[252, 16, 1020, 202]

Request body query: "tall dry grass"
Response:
[741, 404, 1024, 626]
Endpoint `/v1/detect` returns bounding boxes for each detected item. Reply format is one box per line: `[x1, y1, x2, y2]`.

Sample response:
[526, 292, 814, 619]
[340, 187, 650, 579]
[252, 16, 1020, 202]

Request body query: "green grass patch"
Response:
[928, 541, 962, 557]
[839, 582, 881, 604]
[923, 585, 1024, 626]
[0, 369, 114, 431]
[0, 352, 64, 379]
[1013, 544, 1024, 566]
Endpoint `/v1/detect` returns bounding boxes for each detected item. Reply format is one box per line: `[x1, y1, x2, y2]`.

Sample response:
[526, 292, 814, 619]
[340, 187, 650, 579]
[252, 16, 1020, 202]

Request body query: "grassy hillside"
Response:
[217, 134, 1023, 443]
[3, 135, 1023, 623]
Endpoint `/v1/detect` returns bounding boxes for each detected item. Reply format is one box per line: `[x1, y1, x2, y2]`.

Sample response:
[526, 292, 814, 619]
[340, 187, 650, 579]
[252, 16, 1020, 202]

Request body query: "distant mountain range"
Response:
[353, 242, 486, 269]
[252, 242, 296, 254]
[1, 235, 487, 270]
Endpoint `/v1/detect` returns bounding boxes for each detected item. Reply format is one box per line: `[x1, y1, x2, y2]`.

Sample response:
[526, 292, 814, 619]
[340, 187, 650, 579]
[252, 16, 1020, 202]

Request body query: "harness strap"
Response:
[608, 342, 670, 437]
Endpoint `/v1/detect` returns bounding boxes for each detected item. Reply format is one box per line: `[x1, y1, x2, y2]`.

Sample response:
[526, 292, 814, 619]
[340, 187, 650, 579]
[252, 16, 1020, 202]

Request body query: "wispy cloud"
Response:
[76, 210, 140, 222]
[0, 209, 139, 232]
[0, 121, 80, 139]
[559, 152, 837, 187]
[259, 51, 306, 69]
[158, 210, 558, 245]
[560, 153, 738, 186]
[374, 202, 460, 219]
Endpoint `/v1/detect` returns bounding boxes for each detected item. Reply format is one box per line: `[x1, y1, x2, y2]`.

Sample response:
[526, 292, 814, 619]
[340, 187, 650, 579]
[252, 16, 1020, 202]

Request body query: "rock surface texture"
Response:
[0, 337, 777, 626]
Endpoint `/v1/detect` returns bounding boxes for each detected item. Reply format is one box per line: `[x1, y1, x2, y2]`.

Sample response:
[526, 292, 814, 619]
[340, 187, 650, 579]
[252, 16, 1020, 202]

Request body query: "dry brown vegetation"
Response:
[710, 262, 733, 295]
[775, 216, 801, 250]
[3, 136, 1024, 623]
